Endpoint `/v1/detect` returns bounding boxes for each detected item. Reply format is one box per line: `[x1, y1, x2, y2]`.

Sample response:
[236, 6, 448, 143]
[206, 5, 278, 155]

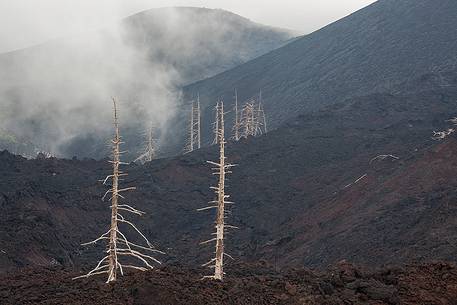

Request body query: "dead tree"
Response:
[258, 90, 267, 134]
[212, 101, 221, 145]
[36, 151, 54, 159]
[196, 95, 201, 149]
[253, 90, 267, 135]
[232, 89, 241, 141]
[254, 101, 267, 136]
[433, 128, 455, 140]
[74, 98, 163, 283]
[134, 125, 156, 164]
[198, 101, 236, 281]
[231, 89, 267, 141]
[343, 173, 368, 189]
[369, 154, 400, 164]
[185, 96, 201, 153]
[432, 117, 457, 140]
[260, 103, 267, 134]
[239, 91, 267, 138]
[240, 101, 257, 138]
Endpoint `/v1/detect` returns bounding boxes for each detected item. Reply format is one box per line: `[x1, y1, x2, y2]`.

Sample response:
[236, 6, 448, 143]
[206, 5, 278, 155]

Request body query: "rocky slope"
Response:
[1, 262, 456, 305]
[0, 69, 457, 273]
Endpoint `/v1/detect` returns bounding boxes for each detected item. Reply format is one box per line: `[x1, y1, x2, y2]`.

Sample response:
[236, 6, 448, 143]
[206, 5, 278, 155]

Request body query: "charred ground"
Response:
[1, 70, 457, 274]
[2, 262, 457, 305]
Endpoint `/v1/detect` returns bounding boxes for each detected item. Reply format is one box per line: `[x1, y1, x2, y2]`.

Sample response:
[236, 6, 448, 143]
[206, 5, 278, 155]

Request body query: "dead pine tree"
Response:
[258, 89, 267, 134]
[239, 93, 267, 138]
[198, 101, 237, 281]
[134, 125, 156, 164]
[254, 102, 267, 135]
[254, 102, 264, 136]
[74, 98, 163, 283]
[232, 89, 241, 141]
[240, 100, 257, 138]
[212, 101, 221, 145]
[185, 95, 201, 153]
[196, 94, 201, 149]
[251, 89, 267, 136]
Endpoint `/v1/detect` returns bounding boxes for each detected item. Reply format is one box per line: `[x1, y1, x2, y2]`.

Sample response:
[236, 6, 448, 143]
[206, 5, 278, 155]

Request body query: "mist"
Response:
[0, 7, 292, 158]
[0, 19, 178, 158]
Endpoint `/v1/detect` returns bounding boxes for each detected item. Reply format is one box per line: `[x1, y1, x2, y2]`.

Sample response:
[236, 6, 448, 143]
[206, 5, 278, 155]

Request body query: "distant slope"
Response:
[1, 68, 457, 273]
[122, 7, 296, 85]
[0, 7, 294, 158]
[184, 0, 457, 135]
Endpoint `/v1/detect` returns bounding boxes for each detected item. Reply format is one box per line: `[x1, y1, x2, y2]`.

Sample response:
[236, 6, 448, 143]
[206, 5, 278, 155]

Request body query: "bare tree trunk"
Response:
[250, 101, 256, 135]
[255, 101, 262, 136]
[107, 98, 120, 282]
[185, 96, 201, 153]
[261, 105, 267, 134]
[258, 90, 267, 134]
[197, 94, 201, 149]
[212, 101, 220, 145]
[214, 101, 225, 280]
[199, 101, 236, 281]
[232, 89, 240, 141]
[189, 102, 194, 152]
[134, 125, 156, 164]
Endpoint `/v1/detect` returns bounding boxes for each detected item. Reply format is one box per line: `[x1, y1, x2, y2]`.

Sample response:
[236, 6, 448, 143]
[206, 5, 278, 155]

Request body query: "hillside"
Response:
[0, 69, 457, 273]
[182, 0, 457, 143]
[0, 7, 294, 159]
[122, 7, 296, 84]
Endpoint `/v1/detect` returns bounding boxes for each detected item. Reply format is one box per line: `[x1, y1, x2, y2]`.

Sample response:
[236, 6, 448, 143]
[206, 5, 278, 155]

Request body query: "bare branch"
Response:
[432, 128, 455, 140]
[197, 206, 218, 211]
[344, 174, 368, 189]
[369, 154, 400, 164]
[184, 97, 201, 153]
[81, 229, 111, 245]
[200, 238, 217, 245]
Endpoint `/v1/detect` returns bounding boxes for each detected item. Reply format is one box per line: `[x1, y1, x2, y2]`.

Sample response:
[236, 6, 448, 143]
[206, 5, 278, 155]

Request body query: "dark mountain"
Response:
[0, 7, 294, 88]
[121, 7, 296, 85]
[183, 0, 457, 140]
[0, 7, 294, 159]
[1, 68, 456, 274]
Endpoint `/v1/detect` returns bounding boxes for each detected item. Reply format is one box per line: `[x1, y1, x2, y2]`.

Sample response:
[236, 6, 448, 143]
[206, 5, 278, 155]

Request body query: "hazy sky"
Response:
[0, 0, 376, 53]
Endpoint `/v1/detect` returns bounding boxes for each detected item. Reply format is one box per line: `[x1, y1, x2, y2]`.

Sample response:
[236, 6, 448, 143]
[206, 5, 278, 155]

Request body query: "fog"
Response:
[0, 21, 178, 157]
[0, 7, 293, 157]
